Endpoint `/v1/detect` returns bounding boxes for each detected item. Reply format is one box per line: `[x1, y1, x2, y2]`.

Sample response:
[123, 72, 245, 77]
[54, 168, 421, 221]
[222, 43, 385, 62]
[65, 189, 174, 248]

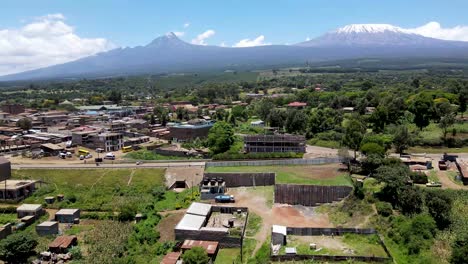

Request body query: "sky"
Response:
[1, 0, 468, 75]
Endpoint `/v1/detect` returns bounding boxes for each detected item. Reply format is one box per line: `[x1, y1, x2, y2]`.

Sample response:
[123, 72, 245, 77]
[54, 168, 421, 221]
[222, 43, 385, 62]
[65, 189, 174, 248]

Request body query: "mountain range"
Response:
[2, 24, 468, 81]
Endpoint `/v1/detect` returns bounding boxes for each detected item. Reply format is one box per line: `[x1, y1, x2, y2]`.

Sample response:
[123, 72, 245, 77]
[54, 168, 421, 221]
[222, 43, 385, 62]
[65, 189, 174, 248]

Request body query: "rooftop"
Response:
[186, 202, 212, 216]
[56, 209, 79, 215]
[1, 180, 37, 190]
[161, 252, 181, 264]
[181, 240, 219, 255]
[49, 235, 77, 249]
[175, 214, 206, 231]
[37, 221, 58, 227]
[17, 203, 42, 212]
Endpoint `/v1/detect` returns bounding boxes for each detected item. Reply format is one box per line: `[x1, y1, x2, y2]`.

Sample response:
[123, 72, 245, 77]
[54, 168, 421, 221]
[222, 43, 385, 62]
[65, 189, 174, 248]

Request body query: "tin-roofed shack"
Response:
[181, 239, 219, 259]
[161, 252, 182, 264]
[49, 235, 78, 253]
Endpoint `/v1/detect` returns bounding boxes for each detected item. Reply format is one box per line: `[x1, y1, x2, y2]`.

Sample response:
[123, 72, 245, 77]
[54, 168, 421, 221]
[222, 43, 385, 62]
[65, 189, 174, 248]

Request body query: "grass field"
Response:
[11, 168, 165, 211]
[0, 213, 17, 225]
[206, 165, 352, 186]
[124, 149, 194, 160]
[409, 146, 468, 154]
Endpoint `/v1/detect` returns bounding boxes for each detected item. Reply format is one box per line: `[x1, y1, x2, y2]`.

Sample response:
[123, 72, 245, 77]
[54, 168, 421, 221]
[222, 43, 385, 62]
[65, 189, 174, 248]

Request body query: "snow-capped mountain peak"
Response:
[336, 24, 404, 34]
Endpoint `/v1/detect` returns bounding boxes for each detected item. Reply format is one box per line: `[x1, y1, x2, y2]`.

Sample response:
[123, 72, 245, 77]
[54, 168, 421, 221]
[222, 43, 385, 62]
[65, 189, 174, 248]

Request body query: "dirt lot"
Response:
[158, 211, 185, 242]
[227, 186, 332, 254]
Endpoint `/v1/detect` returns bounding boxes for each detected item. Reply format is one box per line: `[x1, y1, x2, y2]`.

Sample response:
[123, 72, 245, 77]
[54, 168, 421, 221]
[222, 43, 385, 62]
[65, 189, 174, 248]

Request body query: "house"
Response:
[49, 235, 78, 253]
[272, 225, 287, 245]
[1, 180, 37, 201]
[55, 209, 80, 223]
[36, 221, 59, 236]
[17, 204, 43, 219]
[243, 134, 306, 153]
[0, 223, 12, 240]
[40, 143, 65, 156]
[287, 102, 307, 108]
[169, 120, 215, 142]
[1, 104, 25, 115]
[0, 157, 11, 181]
[181, 240, 219, 260]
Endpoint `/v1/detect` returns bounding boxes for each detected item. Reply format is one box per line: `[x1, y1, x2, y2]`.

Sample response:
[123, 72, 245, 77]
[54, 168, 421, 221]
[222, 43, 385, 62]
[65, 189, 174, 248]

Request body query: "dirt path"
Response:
[438, 170, 467, 190]
[127, 169, 136, 186]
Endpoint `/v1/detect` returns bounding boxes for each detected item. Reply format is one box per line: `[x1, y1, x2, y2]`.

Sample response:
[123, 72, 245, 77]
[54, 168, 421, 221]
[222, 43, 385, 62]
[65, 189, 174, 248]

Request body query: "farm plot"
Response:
[206, 164, 352, 186]
[10, 168, 165, 211]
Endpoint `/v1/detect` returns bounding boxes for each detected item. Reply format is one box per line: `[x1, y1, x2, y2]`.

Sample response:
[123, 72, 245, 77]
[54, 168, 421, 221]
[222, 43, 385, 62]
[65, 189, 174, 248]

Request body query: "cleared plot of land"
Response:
[10, 168, 165, 211]
[158, 211, 185, 242]
[206, 164, 352, 186]
[282, 234, 387, 257]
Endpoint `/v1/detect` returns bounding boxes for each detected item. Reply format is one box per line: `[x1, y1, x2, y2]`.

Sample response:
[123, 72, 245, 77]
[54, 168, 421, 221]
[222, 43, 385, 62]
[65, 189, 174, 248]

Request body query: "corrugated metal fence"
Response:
[287, 227, 376, 236]
[204, 172, 275, 187]
[206, 157, 340, 167]
[274, 184, 352, 206]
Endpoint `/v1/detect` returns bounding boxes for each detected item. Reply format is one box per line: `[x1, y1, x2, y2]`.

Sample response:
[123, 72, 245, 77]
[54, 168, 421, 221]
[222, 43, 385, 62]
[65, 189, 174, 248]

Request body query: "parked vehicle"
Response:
[215, 195, 235, 203]
[104, 153, 115, 160]
[438, 160, 448, 170]
[85, 154, 93, 159]
[66, 152, 72, 158]
[426, 181, 442, 187]
[79, 155, 85, 160]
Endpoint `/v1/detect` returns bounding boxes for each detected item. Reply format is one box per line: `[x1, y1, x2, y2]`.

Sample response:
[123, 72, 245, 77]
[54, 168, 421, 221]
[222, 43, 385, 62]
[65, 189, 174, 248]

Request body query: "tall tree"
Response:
[182, 247, 210, 264]
[285, 109, 307, 134]
[207, 122, 234, 154]
[393, 125, 412, 155]
[0, 232, 38, 263]
[16, 118, 32, 131]
[408, 93, 434, 130]
[342, 117, 366, 159]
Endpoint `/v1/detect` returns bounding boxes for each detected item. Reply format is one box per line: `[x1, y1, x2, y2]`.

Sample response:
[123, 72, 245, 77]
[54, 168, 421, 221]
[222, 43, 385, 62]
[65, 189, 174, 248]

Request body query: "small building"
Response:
[1, 103, 25, 115]
[200, 177, 226, 200]
[36, 221, 59, 236]
[17, 204, 43, 219]
[0, 223, 12, 240]
[272, 225, 287, 245]
[20, 215, 36, 226]
[287, 102, 307, 108]
[48, 235, 78, 253]
[161, 252, 182, 264]
[0, 157, 11, 181]
[250, 120, 265, 127]
[244, 134, 306, 153]
[0, 180, 37, 201]
[181, 240, 219, 260]
[40, 143, 65, 156]
[55, 209, 80, 223]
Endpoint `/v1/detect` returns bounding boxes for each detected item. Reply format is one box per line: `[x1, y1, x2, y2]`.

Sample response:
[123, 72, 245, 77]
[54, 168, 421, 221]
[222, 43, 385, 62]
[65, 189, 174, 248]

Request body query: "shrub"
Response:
[376, 201, 393, 217]
[410, 172, 428, 184]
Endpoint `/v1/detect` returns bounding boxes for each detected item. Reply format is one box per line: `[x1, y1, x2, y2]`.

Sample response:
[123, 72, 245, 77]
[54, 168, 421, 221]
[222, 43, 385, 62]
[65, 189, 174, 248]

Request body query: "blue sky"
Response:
[2, 0, 468, 47]
[1, 0, 468, 75]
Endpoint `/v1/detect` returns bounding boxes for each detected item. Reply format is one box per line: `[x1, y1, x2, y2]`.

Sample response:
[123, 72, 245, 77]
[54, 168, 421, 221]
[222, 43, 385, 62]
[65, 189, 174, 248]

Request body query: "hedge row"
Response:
[212, 152, 304, 160]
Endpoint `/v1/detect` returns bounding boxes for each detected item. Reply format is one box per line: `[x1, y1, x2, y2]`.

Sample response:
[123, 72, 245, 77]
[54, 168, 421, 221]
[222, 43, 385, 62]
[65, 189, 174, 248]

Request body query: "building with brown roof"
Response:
[48, 235, 78, 253]
[161, 252, 182, 264]
[1, 104, 25, 115]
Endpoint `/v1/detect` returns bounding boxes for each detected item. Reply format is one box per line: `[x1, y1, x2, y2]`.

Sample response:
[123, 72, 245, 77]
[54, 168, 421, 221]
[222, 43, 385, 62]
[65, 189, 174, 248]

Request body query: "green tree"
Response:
[439, 111, 456, 143]
[108, 90, 122, 104]
[182, 246, 210, 264]
[408, 93, 434, 130]
[16, 118, 32, 131]
[342, 117, 366, 159]
[398, 186, 424, 215]
[0, 232, 38, 263]
[393, 125, 412, 155]
[207, 122, 234, 154]
[254, 99, 274, 120]
[426, 191, 452, 229]
[285, 109, 307, 134]
[451, 233, 468, 264]
[267, 109, 286, 129]
[360, 142, 385, 156]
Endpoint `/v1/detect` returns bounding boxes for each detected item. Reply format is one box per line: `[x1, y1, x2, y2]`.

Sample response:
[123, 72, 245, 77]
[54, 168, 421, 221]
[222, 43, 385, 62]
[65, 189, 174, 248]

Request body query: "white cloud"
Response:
[403, 21, 468, 41]
[191, 29, 215, 45]
[173, 31, 185, 37]
[0, 13, 115, 76]
[220, 42, 227, 47]
[183, 23, 190, 28]
[305, 37, 311, 41]
[233, 35, 271, 47]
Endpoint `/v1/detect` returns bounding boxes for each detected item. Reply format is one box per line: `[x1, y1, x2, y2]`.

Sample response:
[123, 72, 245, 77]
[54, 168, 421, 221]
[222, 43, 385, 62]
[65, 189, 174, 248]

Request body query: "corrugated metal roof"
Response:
[181, 240, 219, 254]
[17, 204, 42, 212]
[49, 235, 77, 249]
[272, 225, 287, 235]
[186, 202, 211, 216]
[56, 209, 79, 215]
[161, 252, 181, 264]
[175, 214, 206, 230]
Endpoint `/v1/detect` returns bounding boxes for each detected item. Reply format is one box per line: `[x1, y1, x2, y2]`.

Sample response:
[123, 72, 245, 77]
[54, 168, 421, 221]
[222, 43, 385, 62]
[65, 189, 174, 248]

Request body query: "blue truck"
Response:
[215, 195, 235, 203]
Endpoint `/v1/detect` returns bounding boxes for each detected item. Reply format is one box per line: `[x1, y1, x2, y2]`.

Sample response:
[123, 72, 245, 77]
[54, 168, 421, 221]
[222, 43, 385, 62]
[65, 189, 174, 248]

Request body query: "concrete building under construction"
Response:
[0, 180, 37, 201]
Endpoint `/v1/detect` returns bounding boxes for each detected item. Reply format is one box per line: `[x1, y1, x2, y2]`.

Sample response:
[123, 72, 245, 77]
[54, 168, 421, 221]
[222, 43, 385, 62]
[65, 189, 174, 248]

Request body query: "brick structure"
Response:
[1, 104, 25, 115]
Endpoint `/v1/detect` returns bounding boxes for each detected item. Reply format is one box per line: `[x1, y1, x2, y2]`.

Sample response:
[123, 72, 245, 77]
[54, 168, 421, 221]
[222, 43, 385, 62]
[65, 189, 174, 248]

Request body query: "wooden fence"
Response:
[274, 184, 352, 206]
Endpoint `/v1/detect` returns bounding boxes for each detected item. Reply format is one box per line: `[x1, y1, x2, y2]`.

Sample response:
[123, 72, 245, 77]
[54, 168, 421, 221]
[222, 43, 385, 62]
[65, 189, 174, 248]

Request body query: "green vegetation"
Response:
[124, 149, 193, 160]
[0, 214, 17, 225]
[245, 212, 262, 237]
[182, 246, 210, 264]
[0, 232, 38, 263]
[212, 151, 303, 160]
[12, 168, 165, 211]
[206, 165, 353, 186]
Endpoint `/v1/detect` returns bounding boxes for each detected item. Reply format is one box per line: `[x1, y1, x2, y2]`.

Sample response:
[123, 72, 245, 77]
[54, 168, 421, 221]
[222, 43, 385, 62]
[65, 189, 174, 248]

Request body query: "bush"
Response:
[69, 246, 82, 260]
[376, 201, 393, 217]
[410, 172, 428, 184]
[182, 246, 210, 264]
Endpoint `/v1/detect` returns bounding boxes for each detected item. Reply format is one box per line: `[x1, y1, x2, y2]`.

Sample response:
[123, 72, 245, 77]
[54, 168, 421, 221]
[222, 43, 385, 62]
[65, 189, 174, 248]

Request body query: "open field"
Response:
[10, 168, 165, 211]
[281, 233, 387, 257]
[206, 164, 352, 186]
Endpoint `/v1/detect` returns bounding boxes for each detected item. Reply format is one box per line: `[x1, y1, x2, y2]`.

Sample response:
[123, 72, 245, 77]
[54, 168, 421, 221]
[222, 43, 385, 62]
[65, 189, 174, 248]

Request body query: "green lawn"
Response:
[124, 149, 194, 160]
[215, 248, 240, 264]
[409, 146, 468, 154]
[206, 165, 353, 186]
[0, 213, 17, 225]
[11, 168, 165, 211]
[245, 212, 262, 237]
[427, 170, 440, 182]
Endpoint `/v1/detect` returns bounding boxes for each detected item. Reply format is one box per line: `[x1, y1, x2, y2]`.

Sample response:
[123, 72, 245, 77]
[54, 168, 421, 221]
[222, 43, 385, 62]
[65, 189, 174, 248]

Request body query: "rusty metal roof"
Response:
[48, 235, 77, 249]
[181, 240, 219, 255]
[161, 252, 181, 264]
